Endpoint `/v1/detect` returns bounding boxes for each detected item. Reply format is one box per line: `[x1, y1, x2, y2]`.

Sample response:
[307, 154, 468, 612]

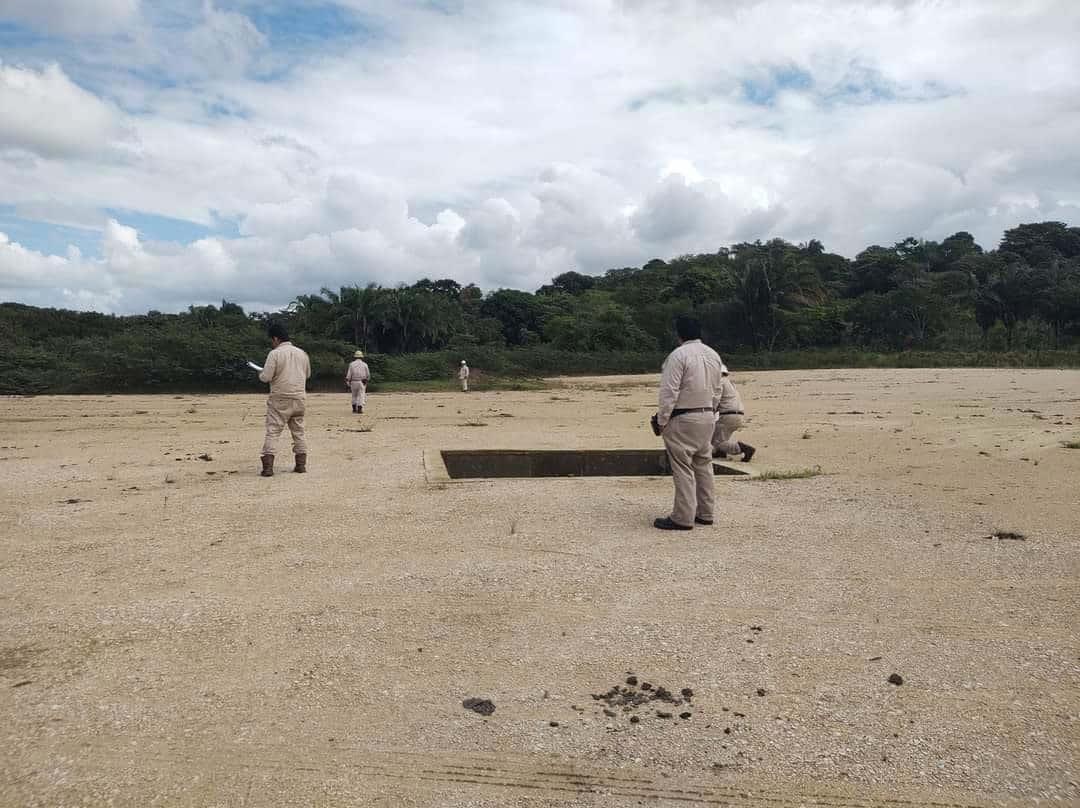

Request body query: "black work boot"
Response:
[260, 454, 274, 477]
[738, 442, 756, 462]
[294, 453, 307, 473]
[351, 404, 357, 413]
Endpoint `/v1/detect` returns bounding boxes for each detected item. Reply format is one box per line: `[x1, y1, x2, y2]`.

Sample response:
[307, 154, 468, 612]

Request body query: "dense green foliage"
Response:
[4, 221, 1079, 394]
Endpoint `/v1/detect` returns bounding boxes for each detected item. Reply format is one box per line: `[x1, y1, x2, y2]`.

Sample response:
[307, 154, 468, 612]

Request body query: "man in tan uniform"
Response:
[258, 322, 311, 477]
[345, 350, 370, 414]
[653, 316, 724, 531]
[459, 360, 470, 392]
[712, 365, 755, 462]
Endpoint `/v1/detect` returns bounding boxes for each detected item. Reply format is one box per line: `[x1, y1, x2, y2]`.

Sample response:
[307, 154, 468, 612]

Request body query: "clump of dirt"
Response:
[590, 675, 694, 722]
[989, 530, 1026, 541]
[462, 697, 495, 716]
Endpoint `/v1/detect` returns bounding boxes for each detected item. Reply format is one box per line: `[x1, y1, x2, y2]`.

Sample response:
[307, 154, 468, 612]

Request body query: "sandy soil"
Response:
[1, 368, 1078, 807]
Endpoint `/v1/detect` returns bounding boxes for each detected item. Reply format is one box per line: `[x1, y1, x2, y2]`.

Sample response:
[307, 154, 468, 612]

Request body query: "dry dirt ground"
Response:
[1, 368, 1078, 808]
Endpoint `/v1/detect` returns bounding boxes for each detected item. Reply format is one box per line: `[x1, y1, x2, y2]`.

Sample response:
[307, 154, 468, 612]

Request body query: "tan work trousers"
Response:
[262, 394, 307, 456]
[350, 381, 367, 408]
[662, 411, 716, 527]
[461, 378, 469, 392]
[712, 413, 744, 456]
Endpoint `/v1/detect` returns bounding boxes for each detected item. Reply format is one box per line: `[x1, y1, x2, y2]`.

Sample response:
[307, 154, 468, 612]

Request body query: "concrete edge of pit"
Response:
[424, 448, 758, 483]
[714, 460, 760, 478]
[423, 448, 456, 485]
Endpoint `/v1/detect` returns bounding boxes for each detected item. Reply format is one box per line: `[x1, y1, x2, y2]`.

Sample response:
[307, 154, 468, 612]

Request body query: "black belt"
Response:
[671, 407, 713, 416]
[716, 410, 743, 416]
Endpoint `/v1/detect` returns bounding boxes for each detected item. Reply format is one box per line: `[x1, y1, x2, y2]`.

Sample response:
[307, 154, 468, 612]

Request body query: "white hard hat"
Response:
[461, 359, 467, 364]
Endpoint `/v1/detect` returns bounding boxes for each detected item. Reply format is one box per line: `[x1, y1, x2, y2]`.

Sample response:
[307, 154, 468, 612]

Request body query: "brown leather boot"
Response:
[260, 454, 274, 477]
[293, 453, 307, 473]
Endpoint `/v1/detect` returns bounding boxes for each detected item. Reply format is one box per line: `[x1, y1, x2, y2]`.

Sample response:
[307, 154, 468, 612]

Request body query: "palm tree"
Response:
[289, 293, 334, 336]
[322, 284, 387, 350]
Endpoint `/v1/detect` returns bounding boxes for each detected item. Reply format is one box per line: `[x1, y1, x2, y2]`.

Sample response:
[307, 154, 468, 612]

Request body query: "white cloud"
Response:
[182, 2, 268, 78]
[0, 0, 1078, 311]
[0, 0, 139, 36]
[0, 63, 123, 158]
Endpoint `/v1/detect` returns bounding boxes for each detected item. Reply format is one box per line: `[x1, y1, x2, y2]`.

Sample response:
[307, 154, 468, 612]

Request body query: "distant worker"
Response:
[712, 365, 755, 462]
[345, 350, 370, 414]
[459, 360, 470, 392]
[653, 315, 724, 531]
[258, 322, 311, 477]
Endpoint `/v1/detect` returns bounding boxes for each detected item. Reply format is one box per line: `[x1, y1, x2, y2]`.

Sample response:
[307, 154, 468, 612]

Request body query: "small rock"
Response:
[656, 711, 672, 719]
[626, 676, 638, 686]
[679, 712, 692, 719]
[888, 673, 904, 686]
[629, 715, 640, 724]
[197, 453, 213, 461]
[462, 697, 495, 716]
[641, 682, 653, 691]
[549, 721, 559, 727]
[681, 687, 694, 698]
[603, 708, 616, 717]
[756, 688, 766, 697]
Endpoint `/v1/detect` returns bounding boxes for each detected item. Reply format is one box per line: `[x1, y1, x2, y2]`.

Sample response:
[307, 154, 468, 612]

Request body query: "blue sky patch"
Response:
[104, 209, 240, 244]
[249, 3, 372, 48]
[740, 64, 814, 106]
[0, 207, 103, 259]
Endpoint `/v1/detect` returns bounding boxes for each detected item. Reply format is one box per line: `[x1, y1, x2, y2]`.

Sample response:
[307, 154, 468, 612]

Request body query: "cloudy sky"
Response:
[0, 0, 1078, 313]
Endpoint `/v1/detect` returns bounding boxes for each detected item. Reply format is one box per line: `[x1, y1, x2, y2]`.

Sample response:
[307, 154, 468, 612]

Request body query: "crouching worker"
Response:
[712, 366, 755, 462]
[258, 322, 311, 477]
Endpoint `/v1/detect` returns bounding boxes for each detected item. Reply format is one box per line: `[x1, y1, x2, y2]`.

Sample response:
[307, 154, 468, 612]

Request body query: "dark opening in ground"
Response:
[440, 449, 750, 479]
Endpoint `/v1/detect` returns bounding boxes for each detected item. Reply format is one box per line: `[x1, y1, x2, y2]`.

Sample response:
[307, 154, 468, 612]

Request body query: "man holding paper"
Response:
[257, 322, 311, 477]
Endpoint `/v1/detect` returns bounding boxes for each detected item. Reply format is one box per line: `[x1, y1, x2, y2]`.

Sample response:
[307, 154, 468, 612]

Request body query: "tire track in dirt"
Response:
[47, 742, 1026, 807]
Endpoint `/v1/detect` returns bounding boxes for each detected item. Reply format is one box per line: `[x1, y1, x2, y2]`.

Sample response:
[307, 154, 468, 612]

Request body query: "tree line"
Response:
[2, 220, 1078, 394]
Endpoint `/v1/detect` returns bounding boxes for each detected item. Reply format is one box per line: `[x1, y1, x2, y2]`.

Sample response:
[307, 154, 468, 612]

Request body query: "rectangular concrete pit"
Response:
[438, 449, 750, 480]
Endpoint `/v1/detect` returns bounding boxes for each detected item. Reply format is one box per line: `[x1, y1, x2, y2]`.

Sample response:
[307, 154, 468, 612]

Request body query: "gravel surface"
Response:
[1, 368, 1078, 806]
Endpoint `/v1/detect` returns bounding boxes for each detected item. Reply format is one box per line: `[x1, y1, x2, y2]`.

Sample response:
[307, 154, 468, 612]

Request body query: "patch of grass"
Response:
[753, 466, 823, 481]
[1062, 440, 1080, 449]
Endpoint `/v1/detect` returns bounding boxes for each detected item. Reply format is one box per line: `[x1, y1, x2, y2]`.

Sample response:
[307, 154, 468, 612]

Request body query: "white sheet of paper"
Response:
[247, 361, 263, 372]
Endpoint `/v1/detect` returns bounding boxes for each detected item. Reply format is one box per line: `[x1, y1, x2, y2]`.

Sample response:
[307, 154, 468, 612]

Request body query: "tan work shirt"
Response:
[657, 339, 724, 427]
[346, 360, 370, 384]
[716, 376, 744, 414]
[259, 341, 311, 397]
[459, 365, 469, 380]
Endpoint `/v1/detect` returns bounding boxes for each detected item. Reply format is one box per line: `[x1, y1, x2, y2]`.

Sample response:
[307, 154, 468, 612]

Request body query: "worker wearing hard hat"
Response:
[345, 350, 371, 414]
[458, 360, 470, 392]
